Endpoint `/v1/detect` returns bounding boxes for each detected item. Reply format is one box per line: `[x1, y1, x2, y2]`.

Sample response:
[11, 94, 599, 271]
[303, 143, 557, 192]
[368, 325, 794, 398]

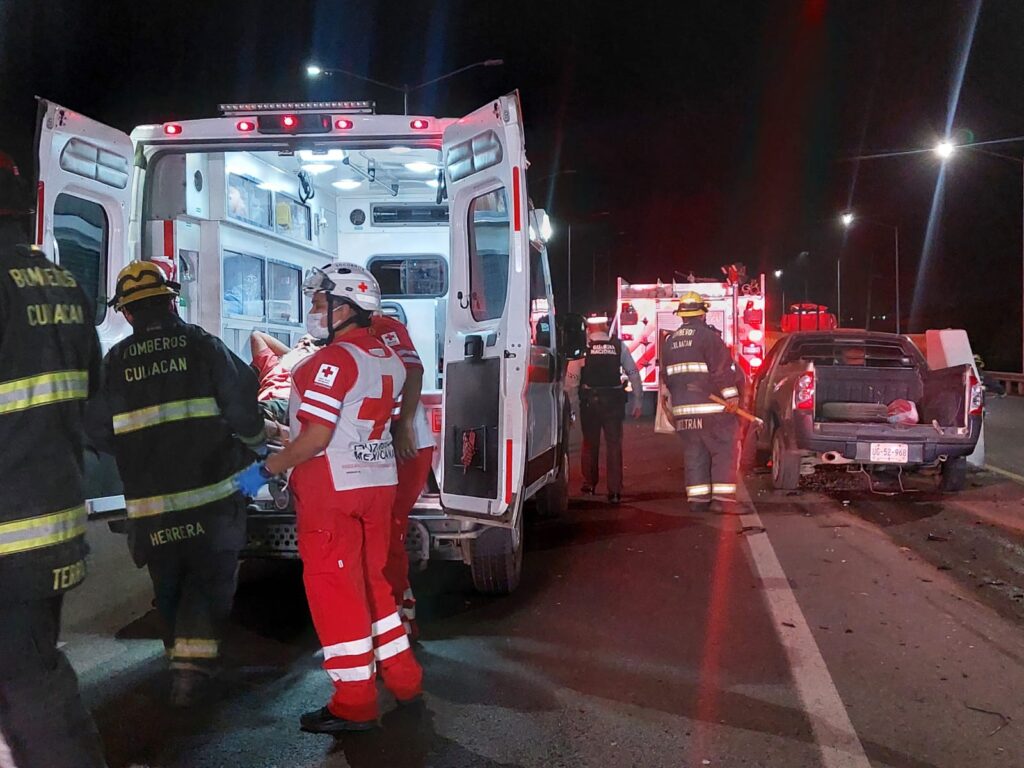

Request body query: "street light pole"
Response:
[841, 212, 901, 333]
[306, 59, 504, 115]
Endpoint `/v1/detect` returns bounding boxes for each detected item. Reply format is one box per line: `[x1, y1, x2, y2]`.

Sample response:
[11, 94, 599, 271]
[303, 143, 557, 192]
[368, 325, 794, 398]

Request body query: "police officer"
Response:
[566, 312, 643, 504]
[0, 152, 107, 766]
[87, 261, 264, 706]
[659, 292, 743, 512]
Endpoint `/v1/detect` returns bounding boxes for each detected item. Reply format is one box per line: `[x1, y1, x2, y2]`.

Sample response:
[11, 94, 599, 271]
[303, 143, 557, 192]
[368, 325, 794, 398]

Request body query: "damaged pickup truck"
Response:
[750, 330, 984, 491]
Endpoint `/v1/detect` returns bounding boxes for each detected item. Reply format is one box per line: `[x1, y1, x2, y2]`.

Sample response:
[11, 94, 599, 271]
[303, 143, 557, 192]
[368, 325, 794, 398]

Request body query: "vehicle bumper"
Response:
[793, 417, 981, 465]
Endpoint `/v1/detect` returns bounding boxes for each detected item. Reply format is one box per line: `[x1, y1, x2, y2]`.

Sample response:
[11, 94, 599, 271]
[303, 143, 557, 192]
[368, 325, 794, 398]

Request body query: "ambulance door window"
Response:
[529, 244, 552, 349]
[223, 251, 265, 320]
[52, 193, 108, 325]
[467, 188, 510, 322]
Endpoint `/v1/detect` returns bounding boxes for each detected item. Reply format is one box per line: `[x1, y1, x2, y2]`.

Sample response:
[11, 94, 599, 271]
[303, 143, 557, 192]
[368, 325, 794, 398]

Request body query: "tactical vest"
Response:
[0, 243, 99, 602]
[581, 337, 624, 389]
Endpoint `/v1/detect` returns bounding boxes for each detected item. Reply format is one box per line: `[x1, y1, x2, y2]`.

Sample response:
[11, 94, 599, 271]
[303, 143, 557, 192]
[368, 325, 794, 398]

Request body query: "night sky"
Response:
[2, 1, 1023, 366]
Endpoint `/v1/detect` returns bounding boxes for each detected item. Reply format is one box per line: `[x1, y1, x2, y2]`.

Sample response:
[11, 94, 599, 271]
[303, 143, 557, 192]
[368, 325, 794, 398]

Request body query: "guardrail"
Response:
[987, 371, 1024, 395]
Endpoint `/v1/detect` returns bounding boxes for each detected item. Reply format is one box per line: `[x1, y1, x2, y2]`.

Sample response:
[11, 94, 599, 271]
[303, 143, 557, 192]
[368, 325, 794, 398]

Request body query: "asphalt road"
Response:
[62, 415, 1024, 767]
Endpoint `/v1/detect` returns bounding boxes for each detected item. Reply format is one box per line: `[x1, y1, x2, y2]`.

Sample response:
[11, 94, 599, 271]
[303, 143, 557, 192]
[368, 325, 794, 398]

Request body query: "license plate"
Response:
[869, 443, 909, 463]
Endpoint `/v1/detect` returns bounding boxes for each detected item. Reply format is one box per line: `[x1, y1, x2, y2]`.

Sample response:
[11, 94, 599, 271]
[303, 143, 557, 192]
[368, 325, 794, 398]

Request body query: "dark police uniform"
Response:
[0, 240, 107, 767]
[572, 332, 642, 497]
[88, 313, 263, 674]
[659, 318, 743, 507]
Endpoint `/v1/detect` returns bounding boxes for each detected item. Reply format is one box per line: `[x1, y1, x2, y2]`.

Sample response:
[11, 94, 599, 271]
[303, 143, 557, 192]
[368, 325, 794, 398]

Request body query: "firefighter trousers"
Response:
[383, 447, 433, 638]
[580, 394, 625, 494]
[0, 596, 107, 768]
[145, 498, 245, 672]
[296, 484, 423, 722]
[677, 413, 739, 507]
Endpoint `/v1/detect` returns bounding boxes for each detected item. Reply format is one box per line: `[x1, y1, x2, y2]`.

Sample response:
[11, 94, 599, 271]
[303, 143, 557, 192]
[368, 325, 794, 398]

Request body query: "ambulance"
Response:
[613, 272, 767, 398]
[35, 94, 581, 594]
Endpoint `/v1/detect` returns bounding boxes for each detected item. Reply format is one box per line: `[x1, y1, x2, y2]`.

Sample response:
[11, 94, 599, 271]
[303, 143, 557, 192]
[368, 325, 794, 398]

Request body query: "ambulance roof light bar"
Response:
[218, 101, 376, 115]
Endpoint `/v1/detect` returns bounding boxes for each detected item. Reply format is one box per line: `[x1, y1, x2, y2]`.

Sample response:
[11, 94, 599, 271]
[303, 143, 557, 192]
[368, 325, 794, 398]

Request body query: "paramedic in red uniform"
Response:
[371, 314, 434, 641]
[237, 263, 422, 733]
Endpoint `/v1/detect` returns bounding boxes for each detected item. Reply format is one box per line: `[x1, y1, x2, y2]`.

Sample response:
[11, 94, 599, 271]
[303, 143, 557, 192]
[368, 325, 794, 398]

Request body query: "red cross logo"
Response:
[357, 375, 394, 440]
[358, 282, 368, 292]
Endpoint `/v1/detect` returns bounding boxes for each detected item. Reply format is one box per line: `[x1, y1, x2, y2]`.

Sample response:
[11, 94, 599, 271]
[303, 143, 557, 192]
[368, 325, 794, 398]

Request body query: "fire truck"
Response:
[613, 270, 766, 395]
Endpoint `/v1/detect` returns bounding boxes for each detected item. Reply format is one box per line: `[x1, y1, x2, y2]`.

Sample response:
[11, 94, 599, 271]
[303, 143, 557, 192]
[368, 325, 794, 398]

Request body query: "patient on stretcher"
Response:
[249, 331, 317, 440]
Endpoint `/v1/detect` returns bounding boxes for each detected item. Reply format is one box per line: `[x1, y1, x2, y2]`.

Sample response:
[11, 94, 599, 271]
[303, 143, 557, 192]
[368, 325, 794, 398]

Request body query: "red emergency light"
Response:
[163, 123, 182, 136]
[282, 115, 298, 128]
[430, 408, 443, 433]
[335, 118, 354, 130]
[236, 120, 256, 132]
[410, 119, 429, 130]
[749, 356, 763, 369]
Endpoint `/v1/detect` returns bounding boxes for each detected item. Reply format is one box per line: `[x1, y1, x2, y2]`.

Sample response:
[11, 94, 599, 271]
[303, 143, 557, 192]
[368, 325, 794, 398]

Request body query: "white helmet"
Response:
[303, 262, 382, 313]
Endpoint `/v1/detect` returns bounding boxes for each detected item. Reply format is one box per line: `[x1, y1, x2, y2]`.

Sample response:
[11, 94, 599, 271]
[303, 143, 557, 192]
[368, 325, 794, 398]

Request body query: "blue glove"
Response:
[236, 460, 273, 497]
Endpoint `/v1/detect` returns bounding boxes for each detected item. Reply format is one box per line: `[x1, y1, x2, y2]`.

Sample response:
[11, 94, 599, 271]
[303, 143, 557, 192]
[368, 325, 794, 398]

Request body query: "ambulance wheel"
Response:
[771, 429, 800, 491]
[940, 456, 967, 492]
[534, 449, 569, 518]
[469, 514, 523, 595]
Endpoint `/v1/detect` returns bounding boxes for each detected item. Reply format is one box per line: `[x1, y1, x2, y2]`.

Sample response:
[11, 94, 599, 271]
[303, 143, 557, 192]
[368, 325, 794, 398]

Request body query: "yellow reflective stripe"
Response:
[112, 397, 220, 435]
[672, 403, 726, 416]
[0, 504, 86, 556]
[171, 638, 219, 659]
[686, 484, 711, 498]
[126, 476, 238, 519]
[666, 362, 709, 375]
[712, 484, 737, 495]
[0, 370, 89, 415]
[720, 387, 740, 399]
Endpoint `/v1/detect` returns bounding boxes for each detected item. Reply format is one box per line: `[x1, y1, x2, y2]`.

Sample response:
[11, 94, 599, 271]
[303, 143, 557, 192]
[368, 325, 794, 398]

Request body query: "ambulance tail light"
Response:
[749, 356, 763, 370]
[236, 120, 256, 132]
[968, 371, 984, 416]
[747, 328, 764, 343]
[163, 123, 183, 136]
[794, 371, 815, 411]
[430, 407, 443, 433]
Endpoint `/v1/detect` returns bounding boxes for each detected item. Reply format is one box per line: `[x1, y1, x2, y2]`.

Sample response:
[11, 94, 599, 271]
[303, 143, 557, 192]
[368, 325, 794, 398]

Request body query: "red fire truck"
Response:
[613, 270, 767, 395]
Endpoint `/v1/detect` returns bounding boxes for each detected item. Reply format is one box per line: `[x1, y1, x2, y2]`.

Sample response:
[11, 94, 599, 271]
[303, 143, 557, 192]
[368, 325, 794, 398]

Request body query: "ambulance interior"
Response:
[141, 143, 516, 392]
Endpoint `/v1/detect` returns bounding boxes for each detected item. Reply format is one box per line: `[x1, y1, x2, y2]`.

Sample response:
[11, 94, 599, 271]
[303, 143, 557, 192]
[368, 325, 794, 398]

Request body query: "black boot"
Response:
[300, 706, 376, 734]
[608, 493, 621, 505]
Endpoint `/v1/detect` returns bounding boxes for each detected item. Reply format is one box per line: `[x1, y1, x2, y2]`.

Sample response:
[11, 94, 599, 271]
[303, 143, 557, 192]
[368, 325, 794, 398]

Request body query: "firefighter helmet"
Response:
[302, 262, 382, 313]
[0, 151, 33, 217]
[674, 291, 708, 317]
[110, 261, 180, 311]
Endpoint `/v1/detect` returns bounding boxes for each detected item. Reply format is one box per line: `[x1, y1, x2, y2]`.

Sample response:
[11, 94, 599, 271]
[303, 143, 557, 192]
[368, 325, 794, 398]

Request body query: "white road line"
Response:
[736, 480, 872, 768]
[984, 463, 1024, 485]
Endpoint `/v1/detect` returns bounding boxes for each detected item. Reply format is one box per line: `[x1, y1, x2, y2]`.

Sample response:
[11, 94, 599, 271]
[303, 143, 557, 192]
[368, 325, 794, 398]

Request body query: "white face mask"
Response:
[305, 311, 329, 339]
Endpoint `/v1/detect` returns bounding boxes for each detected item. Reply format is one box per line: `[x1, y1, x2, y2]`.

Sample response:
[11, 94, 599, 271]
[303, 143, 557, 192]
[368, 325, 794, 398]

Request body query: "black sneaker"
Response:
[299, 706, 376, 734]
[608, 493, 621, 505]
[581, 485, 595, 495]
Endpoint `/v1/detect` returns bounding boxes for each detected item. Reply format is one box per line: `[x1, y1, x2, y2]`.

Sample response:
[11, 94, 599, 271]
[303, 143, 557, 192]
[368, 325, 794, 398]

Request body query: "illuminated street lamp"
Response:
[934, 140, 956, 160]
[305, 59, 504, 115]
[773, 269, 783, 279]
[840, 212, 855, 228]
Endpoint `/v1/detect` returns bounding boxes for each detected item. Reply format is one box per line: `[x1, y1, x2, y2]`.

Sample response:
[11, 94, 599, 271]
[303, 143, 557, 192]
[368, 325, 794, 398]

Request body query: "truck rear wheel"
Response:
[940, 456, 967, 492]
[469, 513, 523, 595]
[771, 429, 801, 491]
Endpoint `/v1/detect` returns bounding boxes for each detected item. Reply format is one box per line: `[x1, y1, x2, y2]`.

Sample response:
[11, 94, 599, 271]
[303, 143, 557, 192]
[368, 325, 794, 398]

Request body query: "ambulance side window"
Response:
[52, 193, 108, 325]
[467, 188, 510, 322]
[530, 245, 552, 348]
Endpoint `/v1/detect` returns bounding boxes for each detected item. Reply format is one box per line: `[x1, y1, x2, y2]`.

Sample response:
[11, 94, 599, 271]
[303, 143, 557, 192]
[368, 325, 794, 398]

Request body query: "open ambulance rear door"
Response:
[35, 99, 136, 517]
[439, 93, 530, 527]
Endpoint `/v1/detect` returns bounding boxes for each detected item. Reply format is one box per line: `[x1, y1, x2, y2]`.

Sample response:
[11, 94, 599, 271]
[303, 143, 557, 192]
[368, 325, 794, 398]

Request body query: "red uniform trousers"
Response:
[294, 481, 423, 722]
[384, 447, 434, 637]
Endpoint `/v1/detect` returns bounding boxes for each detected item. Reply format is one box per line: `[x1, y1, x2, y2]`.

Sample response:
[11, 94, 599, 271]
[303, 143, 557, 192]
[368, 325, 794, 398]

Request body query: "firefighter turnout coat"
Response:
[0, 243, 100, 601]
[88, 315, 264, 564]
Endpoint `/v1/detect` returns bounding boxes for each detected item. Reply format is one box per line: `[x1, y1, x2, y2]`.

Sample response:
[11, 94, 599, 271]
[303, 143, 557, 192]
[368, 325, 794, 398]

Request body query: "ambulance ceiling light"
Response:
[236, 120, 256, 132]
[586, 316, 609, 325]
[332, 179, 362, 191]
[404, 161, 437, 173]
[298, 149, 346, 162]
[301, 163, 334, 175]
[425, 179, 440, 188]
[410, 119, 429, 130]
[257, 180, 291, 192]
[335, 118, 354, 130]
[388, 146, 412, 154]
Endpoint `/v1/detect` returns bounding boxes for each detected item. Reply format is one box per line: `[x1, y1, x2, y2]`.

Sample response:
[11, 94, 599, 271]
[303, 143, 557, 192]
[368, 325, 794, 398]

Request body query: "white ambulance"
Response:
[613, 272, 767, 399]
[36, 94, 581, 594]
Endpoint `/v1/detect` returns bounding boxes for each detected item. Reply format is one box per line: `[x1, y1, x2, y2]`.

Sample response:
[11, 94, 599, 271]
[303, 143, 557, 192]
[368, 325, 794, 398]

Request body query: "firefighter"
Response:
[566, 312, 643, 504]
[659, 291, 743, 512]
[0, 152, 108, 766]
[87, 261, 264, 706]
[237, 263, 422, 733]
[370, 312, 433, 642]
